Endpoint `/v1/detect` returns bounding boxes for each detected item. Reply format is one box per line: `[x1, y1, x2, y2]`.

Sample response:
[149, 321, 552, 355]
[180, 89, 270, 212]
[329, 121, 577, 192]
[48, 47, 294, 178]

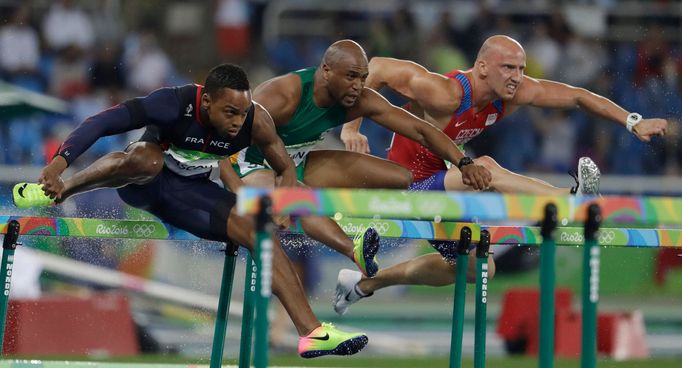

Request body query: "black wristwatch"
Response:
[457, 156, 474, 169]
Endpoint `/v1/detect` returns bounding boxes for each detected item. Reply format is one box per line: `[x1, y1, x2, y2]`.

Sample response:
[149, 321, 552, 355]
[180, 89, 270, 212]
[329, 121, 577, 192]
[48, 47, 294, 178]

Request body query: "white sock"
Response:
[354, 284, 371, 297]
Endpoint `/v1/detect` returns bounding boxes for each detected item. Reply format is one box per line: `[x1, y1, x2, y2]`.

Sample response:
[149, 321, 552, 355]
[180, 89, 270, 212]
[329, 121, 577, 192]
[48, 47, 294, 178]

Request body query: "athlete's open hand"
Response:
[460, 164, 492, 191]
[632, 118, 668, 142]
[340, 129, 370, 154]
[38, 156, 68, 201]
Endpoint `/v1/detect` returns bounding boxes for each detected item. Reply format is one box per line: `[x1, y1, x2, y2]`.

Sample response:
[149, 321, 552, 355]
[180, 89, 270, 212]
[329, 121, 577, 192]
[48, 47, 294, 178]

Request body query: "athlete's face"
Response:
[202, 88, 252, 138]
[324, 57, 369, 108]
[485, 48, 526, 100]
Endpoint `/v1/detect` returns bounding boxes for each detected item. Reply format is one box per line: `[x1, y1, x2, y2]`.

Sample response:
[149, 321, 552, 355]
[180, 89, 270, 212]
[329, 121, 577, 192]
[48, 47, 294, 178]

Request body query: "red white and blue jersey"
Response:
[387, 70, 506, 181]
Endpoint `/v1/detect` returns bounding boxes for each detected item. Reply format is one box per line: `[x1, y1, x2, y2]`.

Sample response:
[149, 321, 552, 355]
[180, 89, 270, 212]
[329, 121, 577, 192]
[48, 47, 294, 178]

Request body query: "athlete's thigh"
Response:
[138, 173, 236, 243]
[125, 127, 164, 158]
[123, 141, 162, 154]
[303, 150, 411, 188]
[242, 168, 277, 187]
[117, 171, 163, 208]
[122, 141, 164, 177]
[155, 176, 256, 248]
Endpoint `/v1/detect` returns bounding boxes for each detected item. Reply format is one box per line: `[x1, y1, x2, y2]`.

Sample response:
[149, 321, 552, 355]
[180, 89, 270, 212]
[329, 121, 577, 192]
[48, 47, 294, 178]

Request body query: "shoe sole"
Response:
[578, 158, 600, 195]
[429, 240, 458, 264]
[362, 228, 380, 277]
[300, 335, 369, 358]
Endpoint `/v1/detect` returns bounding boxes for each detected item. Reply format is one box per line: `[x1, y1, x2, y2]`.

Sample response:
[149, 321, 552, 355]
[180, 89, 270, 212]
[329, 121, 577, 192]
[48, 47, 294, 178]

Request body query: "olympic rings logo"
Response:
[133, 224, 156, 238]
[598, 230, 616, 244]
[367, 221, 390, 235]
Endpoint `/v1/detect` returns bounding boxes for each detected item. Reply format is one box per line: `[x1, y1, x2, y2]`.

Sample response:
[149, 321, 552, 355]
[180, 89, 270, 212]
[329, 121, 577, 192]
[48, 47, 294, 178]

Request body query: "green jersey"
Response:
[237, 67, 348, 166]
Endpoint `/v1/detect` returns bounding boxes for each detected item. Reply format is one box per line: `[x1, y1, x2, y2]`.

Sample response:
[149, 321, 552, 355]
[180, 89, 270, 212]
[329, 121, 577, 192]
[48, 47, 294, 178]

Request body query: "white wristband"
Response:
[626, 112, 642, 133]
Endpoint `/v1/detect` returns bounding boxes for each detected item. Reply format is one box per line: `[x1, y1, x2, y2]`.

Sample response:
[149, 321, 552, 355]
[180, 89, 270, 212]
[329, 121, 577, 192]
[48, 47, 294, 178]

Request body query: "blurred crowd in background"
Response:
[1, 0, 682, 177]
[2, 1, 682, 354]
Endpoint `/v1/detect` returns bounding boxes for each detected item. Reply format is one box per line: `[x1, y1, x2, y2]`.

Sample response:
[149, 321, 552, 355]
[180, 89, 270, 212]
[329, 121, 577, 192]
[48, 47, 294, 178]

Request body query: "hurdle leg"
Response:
[254, 196, 274, 368]
[581, 204, 601, 368]
[474, 230, 491, 368]
[450, 226, 472, 368]
[238, 253, 256, 368]
[209, 242, 240, 368]
[0, 220, 20, 356]
[539, 203, 558, 368]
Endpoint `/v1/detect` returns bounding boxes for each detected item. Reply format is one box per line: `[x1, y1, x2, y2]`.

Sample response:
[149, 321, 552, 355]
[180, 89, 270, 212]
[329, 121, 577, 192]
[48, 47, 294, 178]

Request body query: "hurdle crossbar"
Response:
[302, 218, 682, 248]
[4, 215, 680, 248]
[0, 215, 176, 239]
[238, 187, 682, 226]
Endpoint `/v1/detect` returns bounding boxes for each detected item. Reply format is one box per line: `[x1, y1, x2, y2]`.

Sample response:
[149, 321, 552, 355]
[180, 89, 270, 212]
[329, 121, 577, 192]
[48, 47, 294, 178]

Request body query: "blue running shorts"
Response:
[117, 167, 234, 243]
[408, 170, 448, 192]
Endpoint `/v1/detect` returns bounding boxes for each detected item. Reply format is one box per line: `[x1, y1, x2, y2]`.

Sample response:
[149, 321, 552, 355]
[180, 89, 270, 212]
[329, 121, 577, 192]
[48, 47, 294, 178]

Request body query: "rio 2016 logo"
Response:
[341, 221, 391, 235]
[559, 229, 617, 244]
[132, 224, 157, 237]
[94, 223, 157, 238]
[95, 224, 129, 236]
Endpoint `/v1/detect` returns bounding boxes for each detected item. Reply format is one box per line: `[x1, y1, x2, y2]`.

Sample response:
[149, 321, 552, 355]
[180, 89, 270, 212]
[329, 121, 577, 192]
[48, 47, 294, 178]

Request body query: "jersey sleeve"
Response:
[55, 87, 182, 166]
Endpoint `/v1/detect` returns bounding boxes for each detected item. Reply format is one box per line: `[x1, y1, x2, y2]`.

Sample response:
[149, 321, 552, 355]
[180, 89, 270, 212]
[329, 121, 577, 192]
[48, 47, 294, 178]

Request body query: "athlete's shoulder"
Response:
[254, 72, 301, 101]
[253, 73, 301, 125]
[253, 73, 301, 106]
[411, 69, 463, 115]
[143, 84, 195, 103]
[147, 84, 195, 94]
[134, 85, 189, 123]
[252, 101, 273, 123]
[442, 70, 468, 104]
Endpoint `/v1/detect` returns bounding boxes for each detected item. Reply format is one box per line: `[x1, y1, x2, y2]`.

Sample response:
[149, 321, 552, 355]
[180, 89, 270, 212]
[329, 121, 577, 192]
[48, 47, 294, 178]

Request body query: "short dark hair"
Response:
[204, 63, 250, 97]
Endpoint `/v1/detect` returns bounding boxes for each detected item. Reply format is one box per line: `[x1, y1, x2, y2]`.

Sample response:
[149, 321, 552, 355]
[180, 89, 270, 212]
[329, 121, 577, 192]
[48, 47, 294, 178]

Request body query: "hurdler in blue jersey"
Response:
[12, 63, 368, 358]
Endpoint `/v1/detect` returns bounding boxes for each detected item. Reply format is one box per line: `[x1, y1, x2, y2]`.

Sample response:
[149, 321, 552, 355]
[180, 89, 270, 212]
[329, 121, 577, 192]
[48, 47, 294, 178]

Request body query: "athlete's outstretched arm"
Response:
[218, 158, 244, 192]
[250, 103, 297, 188]
[364, 57, 460, 114]
[512, 77, 668, 142]
[40, 88, 181, 199]
[341, 57, 460, 152]
[350, 89, 491, 190]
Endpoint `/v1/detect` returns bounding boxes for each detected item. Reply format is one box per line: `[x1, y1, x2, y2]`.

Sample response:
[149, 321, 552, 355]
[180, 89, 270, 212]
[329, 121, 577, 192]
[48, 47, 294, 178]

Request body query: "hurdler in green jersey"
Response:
[233, 39, 492, 279]
[234, 67, 347, 179]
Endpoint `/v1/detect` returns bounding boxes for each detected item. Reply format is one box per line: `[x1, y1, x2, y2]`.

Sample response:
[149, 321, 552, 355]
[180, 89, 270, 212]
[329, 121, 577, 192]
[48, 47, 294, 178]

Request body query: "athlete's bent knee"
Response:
[474, 155, 500, 171]
[121, 145, 164, 182]
[392, 167, 413, 188]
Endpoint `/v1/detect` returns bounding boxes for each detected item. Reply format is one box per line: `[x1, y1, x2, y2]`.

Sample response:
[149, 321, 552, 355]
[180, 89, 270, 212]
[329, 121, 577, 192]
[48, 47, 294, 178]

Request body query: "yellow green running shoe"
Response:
[12, 183, 55, 208]
[298, 322, 368, 358]
[352, 227, 380, 277]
